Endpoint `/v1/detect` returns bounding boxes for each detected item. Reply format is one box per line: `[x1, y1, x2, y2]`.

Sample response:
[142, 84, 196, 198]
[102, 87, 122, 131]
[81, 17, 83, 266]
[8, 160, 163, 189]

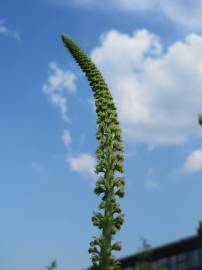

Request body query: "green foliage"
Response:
[46, 260, 57, 270]
[197, 221, 202, 235]
[136, 239, 154, 270]
[62, 34, 125, 270]
[199, 115, 202, 125]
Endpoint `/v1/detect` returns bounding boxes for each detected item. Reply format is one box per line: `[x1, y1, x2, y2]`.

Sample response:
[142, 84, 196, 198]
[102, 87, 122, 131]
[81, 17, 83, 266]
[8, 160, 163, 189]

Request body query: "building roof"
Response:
[119, 234, 202, 268]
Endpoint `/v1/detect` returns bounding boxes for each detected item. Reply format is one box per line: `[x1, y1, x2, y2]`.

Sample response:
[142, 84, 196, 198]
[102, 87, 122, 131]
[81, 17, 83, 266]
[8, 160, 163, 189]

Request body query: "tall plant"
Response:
[62, 34, 125, 270]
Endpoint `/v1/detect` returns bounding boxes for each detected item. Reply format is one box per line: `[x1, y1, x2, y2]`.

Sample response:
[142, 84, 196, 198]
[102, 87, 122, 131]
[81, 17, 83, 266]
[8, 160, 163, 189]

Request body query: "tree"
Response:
[198, 115, 202, 125]
[136, 238, 155, 270]
[197, 221, 202, 235]
[61, 34, 125, 270]
[46, 260, 57, 270]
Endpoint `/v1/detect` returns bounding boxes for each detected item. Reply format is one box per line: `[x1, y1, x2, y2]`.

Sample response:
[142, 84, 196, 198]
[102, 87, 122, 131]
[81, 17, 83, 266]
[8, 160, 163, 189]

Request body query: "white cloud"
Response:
[67, 153, 96, 180]
[90, 29, 202, 145]
[62, 129, 72, 146]
[145, 179, 159, 190]
[12, 31, 21, 42]
[182, 148, 202, 173]
[29, 162, 45, 173]
[50, 0, 202, 30]
[146, 168, 159, 190]
[0, 19, 21, 41]
[159, 1, 202, 31]
[42, 62, 77, 122]
[0, 19, 8, 34]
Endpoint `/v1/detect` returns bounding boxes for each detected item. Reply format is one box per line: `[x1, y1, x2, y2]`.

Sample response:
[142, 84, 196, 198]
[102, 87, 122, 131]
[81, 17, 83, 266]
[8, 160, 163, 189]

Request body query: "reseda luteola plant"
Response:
[62, 34, 125, 270]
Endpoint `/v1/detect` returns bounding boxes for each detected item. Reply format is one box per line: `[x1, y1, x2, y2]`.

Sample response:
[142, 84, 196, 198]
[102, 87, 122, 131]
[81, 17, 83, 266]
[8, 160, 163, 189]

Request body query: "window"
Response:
[151, 261, 159, 270]
[177, 261, 186, 270]
[176, 253, 187, 270]
[190, 249, 199, 268]
[157, 258, 169, 270]
[189, 248, 202, 268]
[170, 255, 177, 270]
[186, 251, 195, 269]
[199, 248, 202, 267]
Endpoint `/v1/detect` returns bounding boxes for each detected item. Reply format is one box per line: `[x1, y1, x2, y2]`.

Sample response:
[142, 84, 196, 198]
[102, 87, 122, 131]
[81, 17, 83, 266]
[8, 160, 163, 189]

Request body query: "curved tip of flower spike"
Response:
[61, 33, 70, 44]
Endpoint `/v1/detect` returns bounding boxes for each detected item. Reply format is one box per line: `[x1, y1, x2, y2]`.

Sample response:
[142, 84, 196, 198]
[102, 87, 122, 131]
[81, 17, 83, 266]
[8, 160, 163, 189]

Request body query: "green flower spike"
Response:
[61, 34, 125, 270]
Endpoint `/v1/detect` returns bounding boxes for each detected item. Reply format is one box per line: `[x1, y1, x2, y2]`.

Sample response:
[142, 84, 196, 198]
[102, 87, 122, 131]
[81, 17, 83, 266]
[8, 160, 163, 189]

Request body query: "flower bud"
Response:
[112, 242, 122, 251]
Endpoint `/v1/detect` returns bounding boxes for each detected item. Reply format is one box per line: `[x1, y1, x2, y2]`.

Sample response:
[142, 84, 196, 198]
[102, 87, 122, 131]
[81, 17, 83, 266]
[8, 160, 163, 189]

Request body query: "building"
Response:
[120, 234, 202, 270]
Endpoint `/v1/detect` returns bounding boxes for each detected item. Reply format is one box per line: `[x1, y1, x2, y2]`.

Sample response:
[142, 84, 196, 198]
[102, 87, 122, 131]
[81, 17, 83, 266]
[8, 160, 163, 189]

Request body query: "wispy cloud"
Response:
[62, 129, 72, 146]
[90, 29, 202, 145]
[0, 19, 8, 34]
[67, 153, 96, 182]
[42, 62, 77, 122]
[29, 161, 45, 174]
[49, 0, 202, 30]
[0, 19, 21, 41]
[145, 179, 159, 190]
[145, 168, 159, 190]
[43, 63, 77, 172]
[181, 148, 202, 173]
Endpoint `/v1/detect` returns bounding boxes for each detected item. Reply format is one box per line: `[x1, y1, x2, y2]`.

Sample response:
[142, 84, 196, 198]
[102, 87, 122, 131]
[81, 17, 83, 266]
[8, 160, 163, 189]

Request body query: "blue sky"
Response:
[1, 0, 202, 269]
